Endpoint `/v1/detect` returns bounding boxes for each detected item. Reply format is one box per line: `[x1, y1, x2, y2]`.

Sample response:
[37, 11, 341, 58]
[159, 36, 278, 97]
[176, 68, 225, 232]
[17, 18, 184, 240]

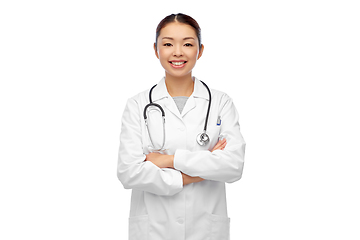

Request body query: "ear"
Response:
[154, 43, 159, 59]
[197, 44, 204, 60]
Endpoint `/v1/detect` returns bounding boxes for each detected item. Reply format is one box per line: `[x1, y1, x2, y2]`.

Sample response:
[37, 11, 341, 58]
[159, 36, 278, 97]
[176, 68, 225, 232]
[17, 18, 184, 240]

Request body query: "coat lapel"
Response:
[181, 96, 196, 117]
[164, 97, 182, 120]
[150, 77, 210, 120]
[182, 78, 209, 117]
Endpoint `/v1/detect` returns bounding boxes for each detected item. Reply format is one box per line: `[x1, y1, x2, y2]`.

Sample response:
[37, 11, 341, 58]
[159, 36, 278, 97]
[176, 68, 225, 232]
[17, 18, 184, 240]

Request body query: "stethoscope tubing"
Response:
[199, 80, 211, 132]
[143, 102, 164, 120]
[143, 80, 211, 150]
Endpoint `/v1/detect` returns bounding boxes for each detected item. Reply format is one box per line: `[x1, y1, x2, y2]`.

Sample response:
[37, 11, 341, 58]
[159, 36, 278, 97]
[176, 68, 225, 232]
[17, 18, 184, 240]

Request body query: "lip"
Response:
[169, 60, 187, 69]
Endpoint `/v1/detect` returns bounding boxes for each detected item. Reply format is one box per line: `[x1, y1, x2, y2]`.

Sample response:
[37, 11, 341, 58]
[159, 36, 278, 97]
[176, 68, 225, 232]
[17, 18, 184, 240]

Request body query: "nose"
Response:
[173, 45, 183, 57]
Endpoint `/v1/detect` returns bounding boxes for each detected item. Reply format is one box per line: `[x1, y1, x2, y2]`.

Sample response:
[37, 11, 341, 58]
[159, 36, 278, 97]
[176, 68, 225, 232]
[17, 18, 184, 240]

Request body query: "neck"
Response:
[165, 73, 194, 97]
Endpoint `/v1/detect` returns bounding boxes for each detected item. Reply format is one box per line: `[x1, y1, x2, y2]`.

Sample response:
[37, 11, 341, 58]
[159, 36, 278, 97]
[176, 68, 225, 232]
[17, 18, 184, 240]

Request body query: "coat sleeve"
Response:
[117, 98, 183, 196]
[173, 95, 246, 183]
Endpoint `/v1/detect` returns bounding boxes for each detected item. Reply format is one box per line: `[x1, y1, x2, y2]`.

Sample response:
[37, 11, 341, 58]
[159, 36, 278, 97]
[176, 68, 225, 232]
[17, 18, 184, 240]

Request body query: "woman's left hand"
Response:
[145, 152, 174, 169]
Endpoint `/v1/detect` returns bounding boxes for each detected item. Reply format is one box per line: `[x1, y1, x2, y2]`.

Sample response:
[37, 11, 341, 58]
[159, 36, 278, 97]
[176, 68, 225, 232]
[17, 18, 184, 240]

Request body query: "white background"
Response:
[1, 0, 359, 239]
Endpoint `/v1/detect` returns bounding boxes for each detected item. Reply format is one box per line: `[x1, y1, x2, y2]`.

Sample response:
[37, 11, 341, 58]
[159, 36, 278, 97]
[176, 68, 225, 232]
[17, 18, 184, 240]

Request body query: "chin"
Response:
[166, 71, 192, 79]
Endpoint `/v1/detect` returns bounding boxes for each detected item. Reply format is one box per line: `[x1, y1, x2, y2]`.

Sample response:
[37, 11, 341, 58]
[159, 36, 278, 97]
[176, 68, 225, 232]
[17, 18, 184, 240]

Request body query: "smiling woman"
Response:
[117, 13, 246, 240]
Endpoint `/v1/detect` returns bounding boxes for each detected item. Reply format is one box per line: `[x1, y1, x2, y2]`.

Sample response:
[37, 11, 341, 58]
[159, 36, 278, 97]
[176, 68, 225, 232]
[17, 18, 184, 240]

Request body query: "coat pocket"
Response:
[209, 214, 230, 240]
[129, 215, 149, 240]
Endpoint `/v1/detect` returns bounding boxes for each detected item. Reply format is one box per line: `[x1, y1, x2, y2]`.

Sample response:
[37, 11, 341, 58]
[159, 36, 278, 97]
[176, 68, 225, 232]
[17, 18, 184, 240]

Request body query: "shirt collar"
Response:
[151, 76, 210, 102]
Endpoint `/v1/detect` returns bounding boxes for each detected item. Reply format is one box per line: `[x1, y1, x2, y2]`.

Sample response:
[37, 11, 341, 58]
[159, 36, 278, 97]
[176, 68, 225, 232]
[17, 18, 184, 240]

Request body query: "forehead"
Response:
[159, 22, 197, 40]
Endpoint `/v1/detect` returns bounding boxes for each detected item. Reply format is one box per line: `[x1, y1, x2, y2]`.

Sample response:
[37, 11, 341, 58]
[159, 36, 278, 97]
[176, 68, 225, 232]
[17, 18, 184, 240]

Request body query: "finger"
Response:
[218, 139, 227, 148]
[219, 145, 226, 150]
[215, 139, 226, 147]
[211, 143, 226, 152]
[211, 142, 222, 152]
[211, 138, 227, 152]
[218, 141, 227, 150]
[215, 138, 225, 146]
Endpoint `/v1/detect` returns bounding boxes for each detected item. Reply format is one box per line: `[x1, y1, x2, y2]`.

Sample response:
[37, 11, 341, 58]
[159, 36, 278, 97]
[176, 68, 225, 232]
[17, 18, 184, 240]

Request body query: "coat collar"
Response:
[150, 76, 210, 103]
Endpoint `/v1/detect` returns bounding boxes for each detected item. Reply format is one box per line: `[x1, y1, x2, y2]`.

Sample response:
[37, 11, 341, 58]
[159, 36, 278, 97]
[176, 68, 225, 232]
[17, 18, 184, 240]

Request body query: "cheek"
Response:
[158, 48, 170, 58]
[185, 49, 199, 60]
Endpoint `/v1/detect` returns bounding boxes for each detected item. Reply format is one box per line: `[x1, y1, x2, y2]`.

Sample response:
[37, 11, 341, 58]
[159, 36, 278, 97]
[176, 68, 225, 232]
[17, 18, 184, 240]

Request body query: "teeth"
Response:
[171, 61, 185, 66]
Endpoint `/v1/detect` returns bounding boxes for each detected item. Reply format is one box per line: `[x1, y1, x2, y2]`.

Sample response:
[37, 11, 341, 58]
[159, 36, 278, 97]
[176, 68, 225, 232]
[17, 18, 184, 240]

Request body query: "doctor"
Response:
[117, 13, 246, 240]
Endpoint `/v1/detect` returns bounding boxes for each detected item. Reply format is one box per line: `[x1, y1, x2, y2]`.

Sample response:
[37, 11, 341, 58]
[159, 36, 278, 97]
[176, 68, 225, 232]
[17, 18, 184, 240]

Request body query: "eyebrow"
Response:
[162, 37, 195, 41]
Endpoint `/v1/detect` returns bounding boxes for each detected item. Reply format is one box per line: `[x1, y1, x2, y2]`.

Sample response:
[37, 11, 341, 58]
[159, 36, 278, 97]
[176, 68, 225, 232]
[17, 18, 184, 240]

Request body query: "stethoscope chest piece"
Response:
[197, 132, 210, 146]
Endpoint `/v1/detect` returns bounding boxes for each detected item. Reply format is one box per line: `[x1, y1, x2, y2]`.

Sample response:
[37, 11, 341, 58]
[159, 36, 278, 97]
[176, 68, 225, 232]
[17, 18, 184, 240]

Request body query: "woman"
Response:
[117, 13, 246, 240]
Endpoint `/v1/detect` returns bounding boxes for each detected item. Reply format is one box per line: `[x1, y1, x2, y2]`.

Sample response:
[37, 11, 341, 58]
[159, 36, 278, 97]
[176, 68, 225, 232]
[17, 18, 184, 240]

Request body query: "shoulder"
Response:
[128, 89, 147, 101]
[210, 88, 233, 104]
[127, 78, 163, 103]
[207, 87, 238, 115]
[210, 88, 231, 99]
[127, 87, 152, 105]
[121, 88, 151, 120]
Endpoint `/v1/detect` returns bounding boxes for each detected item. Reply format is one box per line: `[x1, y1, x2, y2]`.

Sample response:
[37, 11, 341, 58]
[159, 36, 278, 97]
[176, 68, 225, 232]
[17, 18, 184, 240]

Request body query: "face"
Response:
[154, 22, 204, 79]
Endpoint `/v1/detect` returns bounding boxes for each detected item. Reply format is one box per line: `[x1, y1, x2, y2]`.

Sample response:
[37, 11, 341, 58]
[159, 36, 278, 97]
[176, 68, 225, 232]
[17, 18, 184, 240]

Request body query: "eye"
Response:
[184, 43, 193, 47]
[163, 43, 172, 47]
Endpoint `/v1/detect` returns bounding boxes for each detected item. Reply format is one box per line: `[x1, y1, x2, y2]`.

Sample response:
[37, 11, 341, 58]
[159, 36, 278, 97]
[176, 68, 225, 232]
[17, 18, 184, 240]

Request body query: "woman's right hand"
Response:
[181, 138, 227, 186]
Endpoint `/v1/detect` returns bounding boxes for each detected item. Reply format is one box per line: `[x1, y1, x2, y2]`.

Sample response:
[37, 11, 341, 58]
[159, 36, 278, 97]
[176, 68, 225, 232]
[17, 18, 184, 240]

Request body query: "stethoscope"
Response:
[143, 80, 211, 152]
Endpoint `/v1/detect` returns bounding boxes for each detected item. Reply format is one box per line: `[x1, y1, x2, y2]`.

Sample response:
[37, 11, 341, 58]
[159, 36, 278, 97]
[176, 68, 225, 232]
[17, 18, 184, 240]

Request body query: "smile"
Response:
[169, 61, 187, 68]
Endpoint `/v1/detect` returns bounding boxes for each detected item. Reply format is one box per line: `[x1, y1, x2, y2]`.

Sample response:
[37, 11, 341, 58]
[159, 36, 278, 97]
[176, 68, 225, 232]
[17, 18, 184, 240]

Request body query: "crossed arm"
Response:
[145, 138, 227, 186]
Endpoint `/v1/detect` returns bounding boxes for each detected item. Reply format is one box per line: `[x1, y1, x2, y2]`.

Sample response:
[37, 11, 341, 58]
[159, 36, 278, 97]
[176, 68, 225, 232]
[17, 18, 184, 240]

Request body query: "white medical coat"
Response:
[117, 77, 246, 240]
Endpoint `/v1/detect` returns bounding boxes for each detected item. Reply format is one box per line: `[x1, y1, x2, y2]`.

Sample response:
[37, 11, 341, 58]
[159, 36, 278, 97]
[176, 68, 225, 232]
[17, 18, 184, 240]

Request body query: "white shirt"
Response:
[117, 77, 246, 240]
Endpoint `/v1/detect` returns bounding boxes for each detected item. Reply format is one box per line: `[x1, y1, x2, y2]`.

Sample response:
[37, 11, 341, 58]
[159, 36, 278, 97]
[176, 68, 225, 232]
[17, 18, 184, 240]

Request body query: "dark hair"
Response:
[155, 13, 202, 49]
